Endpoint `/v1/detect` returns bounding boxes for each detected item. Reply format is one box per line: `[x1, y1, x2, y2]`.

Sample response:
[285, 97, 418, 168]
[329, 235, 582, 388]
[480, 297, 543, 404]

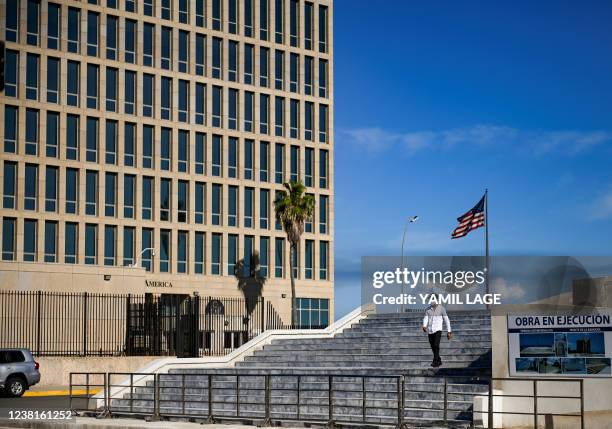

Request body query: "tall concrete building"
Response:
[0, 0, 334, 326]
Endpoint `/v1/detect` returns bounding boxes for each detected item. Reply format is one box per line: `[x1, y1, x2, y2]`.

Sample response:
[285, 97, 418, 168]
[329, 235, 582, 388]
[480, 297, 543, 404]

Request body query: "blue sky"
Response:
[332, 1, 612, 317]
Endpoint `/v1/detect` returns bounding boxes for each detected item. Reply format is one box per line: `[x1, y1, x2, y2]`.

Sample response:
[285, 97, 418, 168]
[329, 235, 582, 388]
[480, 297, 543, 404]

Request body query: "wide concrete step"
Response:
[255, 347, 491, 356]
[337, 333, 491, 340]
[356, 320, 491, 328]
[234, 361, 490, 370]
[264, 340, 492, 350]
[243, 354, 488, 363]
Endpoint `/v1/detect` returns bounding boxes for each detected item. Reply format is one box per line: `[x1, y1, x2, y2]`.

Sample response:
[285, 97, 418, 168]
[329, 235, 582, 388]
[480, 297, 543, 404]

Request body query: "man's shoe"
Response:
[437, 359, 443, 366]
[431, 360, 440, 368]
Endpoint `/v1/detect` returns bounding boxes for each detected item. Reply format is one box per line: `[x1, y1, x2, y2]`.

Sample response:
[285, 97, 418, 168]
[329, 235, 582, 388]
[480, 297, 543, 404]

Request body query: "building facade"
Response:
[0, 0, 334, 327]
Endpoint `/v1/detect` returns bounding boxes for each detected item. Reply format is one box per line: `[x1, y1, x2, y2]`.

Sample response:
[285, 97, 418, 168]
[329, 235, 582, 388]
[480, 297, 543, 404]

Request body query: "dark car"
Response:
[0, 349, 41, 397]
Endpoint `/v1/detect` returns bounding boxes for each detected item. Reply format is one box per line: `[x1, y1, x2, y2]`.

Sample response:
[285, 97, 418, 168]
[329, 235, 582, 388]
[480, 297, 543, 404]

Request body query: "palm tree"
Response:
[274, 180, 315, 326]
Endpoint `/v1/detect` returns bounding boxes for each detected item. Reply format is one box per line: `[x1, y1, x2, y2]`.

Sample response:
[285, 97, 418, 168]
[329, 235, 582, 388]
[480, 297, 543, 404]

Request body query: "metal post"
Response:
[488, 379, 493, 429]
[151, 373, 160, 421]
[236, 375, 240, 418]
[443, 377, 448, 424]
[260, 296, 265, 333]
[533, 380, 538, 429]
[579, 380, 584, 429]
[327, 376, 334, 428]
[400, 375, 405, 428]
[297, 375, 301, 420]
[397, 377, 402, 427]
[261, 374, 271, 426]
[130, 374, 134, 414]
[125, 294, 131, 355]
[83, 292, 88, 356]
[207, 374, 214, 423]
[36, 291, 41, 356]
[182, 373, 186, 416]
[362, 377, 366, 423]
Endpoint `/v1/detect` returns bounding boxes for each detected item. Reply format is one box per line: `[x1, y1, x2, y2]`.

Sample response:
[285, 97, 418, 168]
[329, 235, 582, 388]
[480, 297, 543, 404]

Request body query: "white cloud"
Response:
[589, 187, 612, 220]
[340, 124, 612, 156]
[492, 278, 526, 301]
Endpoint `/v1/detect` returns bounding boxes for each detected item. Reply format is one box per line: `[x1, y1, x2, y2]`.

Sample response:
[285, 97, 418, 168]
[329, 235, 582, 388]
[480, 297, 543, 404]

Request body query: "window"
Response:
[107, 15, 118, 59]
[161, 77, 172, 120]
[142, 229, 153, 271]
[161, 128, 172, 171]
[320, 195, 328, 234]
[2, 218, 16, 261]
[297, 298, 329, 328]
[103, 120, 116, 164]
[4, 51, 18, 97]
[227, 234, 237, 274]
[275, 0, 284, 43]
[196, 0, 206, 27]
[86, 117, 98, 162]
[142, 176, 153, 220]
[125, 0, 136, 12]
[228, 40, 238, 82]
[125, 19, 136, 63]
[106, 67, 118, 112]
[260, 189, 269, 229]
[67, 61, 80, 106]
[289, 0, 298, 46]
[319, 60, 329, 98]
[244, 44, 254, 85]
[195, 34, 206, 76]
[259, 237, 269, 277]
[212, 37, 222, 79]
[4, 107, 18, 153]
[179, 30, 189, 73]
[243, 235, 254, 276]
[87, 12, 99, 56]
[211, 233, 221, 275]
[87, 64, 99, 109]
[44, 221, 57, 262]
[305, 102, 314, 141]
[125, 71, 136, 115]
[228, 186, 237, 227]
[85, 170, 98, 215]
[196, 83, 206, 124]
[6, 0, 19, 42]
[319, 5, 328, 53]
[160, 230, 171, 272]
[23, 219, 37, 262]
[123, 174, 135, 219]
[195, 182, 205, 224]
[123, 227, 135, 266]
[275, 143, 285, 184]
[178, 130, 189, 172]
[228, 137, 238, 178]
[143, 125, 154, 169]
[212, 86, 222, 126]
[85, 224, 97, 264]
[66, 114, 79, 160]
[275, 97, 284, 137]
[211, 184, 222, 225]
[104, 173, 116, 217]
[319, 242, 329, 280]
[320, 105, 329, 142]
[178, 180, 188, 222]
[25, 109, 39, 155]
[65, 222, 78, 263]
[290, 99, 299, 138]
[260, 0, 269, 40]
[103, 226, 116, 266]
[228, 0, 238, 33]
[66, 168, 78, 214]
[305, 56, 313, 95]
[45, 166, 58, 212]
[143, 23, 154, 66]
[275, 50, 284, 90]
[305, 148, 314, 187]
[275, 238, 284, 278]
[244, 0, 253, 36]
[161, 0, 171, 19]
[26, 53, 39, 100]
[212, 0, 222, 30]
[179, 80, 189, 122]
[228, 88, 238, 130]
[305, 240, 314, 279]
[244, 91, 254, 132]
[47, 57, 60, 103]
[177, 231, 188, 273]
[179, 0, 189, 24]
[160, 178, 171, 221]
[195, 232, 205, 274]
[47, 3, 60, 49]
[143, 74, 154, 117]
[290, 54, 299, 93]
[3, 162, 17, 209]
[290, 145, 299, 182]
[27, 0, 40, 46]
[124, 123, 136, 167]
[305, 2, 313, 49]
[244, 139, 254, 180]
[260, 142, 269, 181]
[67, 7, 80, 53]
[46, 112, 59, 158]
[260, 94, 269, 134]
[260, 47, 269, 87]
[195, 133, 206, 174]
[160, 26, 172, 70]
[212, 135, 222, 176]
[143, 0, 153, 15]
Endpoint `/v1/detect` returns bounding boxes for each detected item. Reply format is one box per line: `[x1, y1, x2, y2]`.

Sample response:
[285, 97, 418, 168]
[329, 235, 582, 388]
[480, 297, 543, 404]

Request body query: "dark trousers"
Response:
[428, 331, 442, 362]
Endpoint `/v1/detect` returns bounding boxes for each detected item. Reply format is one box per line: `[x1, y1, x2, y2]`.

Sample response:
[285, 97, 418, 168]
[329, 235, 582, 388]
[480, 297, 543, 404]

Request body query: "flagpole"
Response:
[485, 188, 490, 298]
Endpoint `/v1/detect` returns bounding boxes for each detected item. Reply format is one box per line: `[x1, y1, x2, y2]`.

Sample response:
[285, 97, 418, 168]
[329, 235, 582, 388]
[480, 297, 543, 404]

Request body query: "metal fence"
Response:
[0, 291, 314, 357]
[70, 373, 585, 428]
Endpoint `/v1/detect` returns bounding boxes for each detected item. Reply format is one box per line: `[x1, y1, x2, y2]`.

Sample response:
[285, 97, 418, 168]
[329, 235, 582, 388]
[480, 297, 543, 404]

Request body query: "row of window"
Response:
[3, 109, 330, 186]
[0, 218, 330, 279]
[2, 162, 330, 232]
[3, 53, 330, 140]
[7, 0, 329, 52]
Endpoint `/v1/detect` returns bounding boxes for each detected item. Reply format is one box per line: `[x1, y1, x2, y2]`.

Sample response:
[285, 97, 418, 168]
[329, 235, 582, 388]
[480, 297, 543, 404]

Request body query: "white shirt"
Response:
[422, 305, 452, 334]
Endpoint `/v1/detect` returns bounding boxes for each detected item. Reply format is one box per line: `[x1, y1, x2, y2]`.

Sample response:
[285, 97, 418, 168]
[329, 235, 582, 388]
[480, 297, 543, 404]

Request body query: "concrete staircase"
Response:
[109, 310, 492, 427]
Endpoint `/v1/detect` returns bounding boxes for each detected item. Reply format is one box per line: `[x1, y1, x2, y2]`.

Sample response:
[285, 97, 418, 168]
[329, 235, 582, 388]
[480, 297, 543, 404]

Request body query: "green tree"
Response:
[274, 180, 315, 326]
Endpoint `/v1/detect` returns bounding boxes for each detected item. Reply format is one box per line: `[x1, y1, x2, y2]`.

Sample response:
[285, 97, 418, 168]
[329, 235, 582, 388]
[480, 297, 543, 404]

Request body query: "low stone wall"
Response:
[32, 356, 160, 388]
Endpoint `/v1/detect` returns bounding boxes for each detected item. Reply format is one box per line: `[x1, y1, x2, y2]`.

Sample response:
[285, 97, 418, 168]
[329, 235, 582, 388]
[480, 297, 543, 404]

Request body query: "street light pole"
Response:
[131, 247, 156, 268]
[400, 216, 419, 312]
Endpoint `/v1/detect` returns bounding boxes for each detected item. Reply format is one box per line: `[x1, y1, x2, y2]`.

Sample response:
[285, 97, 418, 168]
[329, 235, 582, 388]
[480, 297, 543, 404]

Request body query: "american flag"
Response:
[451, 194, 486, 239]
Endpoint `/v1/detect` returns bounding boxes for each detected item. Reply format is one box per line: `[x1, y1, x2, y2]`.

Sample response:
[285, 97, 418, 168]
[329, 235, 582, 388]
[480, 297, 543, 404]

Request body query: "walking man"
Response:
[422, 296, 452, 367]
